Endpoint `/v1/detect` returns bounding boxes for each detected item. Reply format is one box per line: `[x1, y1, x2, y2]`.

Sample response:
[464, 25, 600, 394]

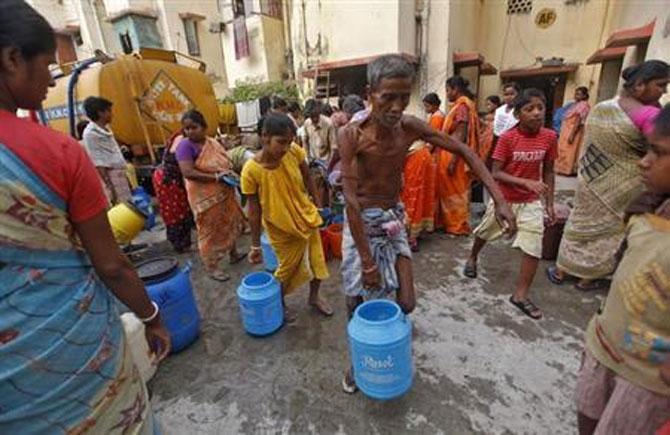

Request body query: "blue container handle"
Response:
[181, 261, 193, 275]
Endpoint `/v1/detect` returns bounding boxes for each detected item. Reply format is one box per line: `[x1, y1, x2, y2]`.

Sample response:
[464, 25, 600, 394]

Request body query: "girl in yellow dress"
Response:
[241, 113, 333, 321]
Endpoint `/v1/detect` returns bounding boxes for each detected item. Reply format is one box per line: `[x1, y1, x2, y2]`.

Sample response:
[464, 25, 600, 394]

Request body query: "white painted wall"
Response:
[154, 0, 229, 95]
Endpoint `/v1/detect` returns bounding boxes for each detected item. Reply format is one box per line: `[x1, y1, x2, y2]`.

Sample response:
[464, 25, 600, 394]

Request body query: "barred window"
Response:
[507, 0, 533, 15]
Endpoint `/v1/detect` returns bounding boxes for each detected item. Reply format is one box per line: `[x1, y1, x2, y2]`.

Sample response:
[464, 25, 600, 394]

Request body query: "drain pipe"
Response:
[67, 57, 99, 138]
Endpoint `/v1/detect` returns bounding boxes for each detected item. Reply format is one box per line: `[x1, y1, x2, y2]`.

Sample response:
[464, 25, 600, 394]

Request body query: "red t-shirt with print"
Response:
[492, 126, 557, 203]
[0, 110, 107, 222]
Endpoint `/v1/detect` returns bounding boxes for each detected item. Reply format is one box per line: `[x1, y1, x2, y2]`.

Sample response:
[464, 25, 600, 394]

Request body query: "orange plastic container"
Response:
[327, 224, 343, 259]
[320, 228, 331, 261]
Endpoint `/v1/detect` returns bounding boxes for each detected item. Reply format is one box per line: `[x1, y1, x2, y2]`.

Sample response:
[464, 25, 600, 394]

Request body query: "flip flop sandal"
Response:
[209, 273, 231, 282]
[575, 279, 610, 292]
[229, 252, 248, 265]
[545, 265, 564, 285]
[463, 262, 477, 279]
[509, 296, 543, 320]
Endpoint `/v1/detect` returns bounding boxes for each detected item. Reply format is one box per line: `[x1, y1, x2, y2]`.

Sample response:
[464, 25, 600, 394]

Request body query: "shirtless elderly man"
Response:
[339, 54, 517, 393]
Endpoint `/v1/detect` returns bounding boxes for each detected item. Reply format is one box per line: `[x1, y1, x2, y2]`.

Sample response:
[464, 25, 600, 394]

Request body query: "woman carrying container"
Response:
[176, 109, 246, 282]
[0, 2, 171, 433]
[242, 113, 333, 321]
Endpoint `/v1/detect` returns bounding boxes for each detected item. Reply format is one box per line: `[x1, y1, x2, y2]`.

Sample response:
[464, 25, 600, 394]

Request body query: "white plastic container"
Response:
[121, 313, 157, 383]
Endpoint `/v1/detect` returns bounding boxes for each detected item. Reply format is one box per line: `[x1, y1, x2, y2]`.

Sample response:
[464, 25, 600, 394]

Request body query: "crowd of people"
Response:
[1, 1, 670, 434]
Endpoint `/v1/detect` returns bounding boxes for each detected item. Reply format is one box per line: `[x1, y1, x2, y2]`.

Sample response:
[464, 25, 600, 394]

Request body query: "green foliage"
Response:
[221, 78, 299, 103]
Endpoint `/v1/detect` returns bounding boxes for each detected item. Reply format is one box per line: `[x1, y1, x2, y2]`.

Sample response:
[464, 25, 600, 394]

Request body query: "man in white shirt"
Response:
[493, 82, 521, 137]
[81, 96, 131, 205]
[303, 99, 337, 206]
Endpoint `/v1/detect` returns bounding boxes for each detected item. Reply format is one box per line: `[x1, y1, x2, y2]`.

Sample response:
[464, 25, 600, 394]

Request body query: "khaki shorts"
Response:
[576, 349, 670, 434]
[473, 199, 544, 258]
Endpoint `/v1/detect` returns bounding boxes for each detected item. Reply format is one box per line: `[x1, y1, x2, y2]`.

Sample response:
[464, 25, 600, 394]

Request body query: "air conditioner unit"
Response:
[209, 21, 225, 33]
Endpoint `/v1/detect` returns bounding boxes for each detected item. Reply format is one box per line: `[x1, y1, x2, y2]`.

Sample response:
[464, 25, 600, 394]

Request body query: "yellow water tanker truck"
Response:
[41, 49, 220, 163]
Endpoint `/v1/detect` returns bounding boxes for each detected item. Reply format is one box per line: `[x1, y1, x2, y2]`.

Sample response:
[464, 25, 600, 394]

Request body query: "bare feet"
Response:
[283, 306, 298, 324]
[342, 369, 358, 394]
[309, 297, 334, 316]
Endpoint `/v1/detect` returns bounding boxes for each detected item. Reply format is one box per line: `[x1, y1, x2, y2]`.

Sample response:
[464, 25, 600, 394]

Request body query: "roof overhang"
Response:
[605, 20, 655, 48]
[302, 53, 419, 79]
[500, 63, 579, 80]
[586, 46, 627, 65]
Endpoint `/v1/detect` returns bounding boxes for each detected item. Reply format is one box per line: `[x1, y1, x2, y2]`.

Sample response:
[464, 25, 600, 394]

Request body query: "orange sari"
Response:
[401, 111, 443, 239]
[184, 137, 244, 271]
[556, 101, 590, 175]
[436, 96, 479, 235]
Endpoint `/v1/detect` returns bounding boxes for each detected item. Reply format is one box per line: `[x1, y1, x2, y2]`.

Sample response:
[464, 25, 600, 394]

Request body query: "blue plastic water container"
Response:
[260, 233, 278, 272]
[237, 272, 283, 336]
[131, 186, 156, 230]
[348, 299, 413, 400]
[136, 258, 200, 353]
[330, 214, 344, 225]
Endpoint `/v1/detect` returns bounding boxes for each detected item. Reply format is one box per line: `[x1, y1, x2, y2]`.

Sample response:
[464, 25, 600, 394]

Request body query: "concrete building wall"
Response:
[420, 0, 450, 114]
[262, 16, 288, 82]
[153, 0, 229, 96]
[476, 0, 608, 108]
[398, 0, 418, 57]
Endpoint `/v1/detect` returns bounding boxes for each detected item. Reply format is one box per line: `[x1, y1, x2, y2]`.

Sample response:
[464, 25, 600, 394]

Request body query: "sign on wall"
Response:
[535, 8, 557, 29]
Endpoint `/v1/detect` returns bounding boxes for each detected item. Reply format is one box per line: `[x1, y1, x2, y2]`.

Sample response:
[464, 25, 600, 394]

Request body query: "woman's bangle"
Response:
[139, 301, 160, 324]
[250, 245, 262, 252]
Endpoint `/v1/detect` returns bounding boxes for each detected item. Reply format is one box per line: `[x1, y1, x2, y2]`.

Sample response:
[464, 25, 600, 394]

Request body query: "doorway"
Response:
[514, 74, 567, 127]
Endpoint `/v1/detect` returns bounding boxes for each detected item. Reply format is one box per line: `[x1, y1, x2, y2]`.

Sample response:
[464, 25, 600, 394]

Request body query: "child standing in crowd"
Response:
[81, 96, 131, 206]
[338, 55, 516, 392]
[176, 110, 246, 282]
[464, 88, 557, 320]
[493, 82, 520, 138]
[243, 113, 333, 321]
[576, 105, 670, 435]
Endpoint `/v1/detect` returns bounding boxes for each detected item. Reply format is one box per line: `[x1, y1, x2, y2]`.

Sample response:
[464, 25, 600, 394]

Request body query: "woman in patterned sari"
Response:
[436, 76, 479, 235]
[548, 60, 670, 290]
[152, 130, 194, 253]
[176, 110, 246, 282]
[0, 2, 171, 433]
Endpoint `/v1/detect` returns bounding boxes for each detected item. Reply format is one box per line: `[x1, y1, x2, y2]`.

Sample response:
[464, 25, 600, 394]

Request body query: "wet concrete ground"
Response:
[141, 179, 604, 434]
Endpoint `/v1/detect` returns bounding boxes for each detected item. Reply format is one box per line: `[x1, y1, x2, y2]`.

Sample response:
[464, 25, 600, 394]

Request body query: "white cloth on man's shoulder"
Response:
[81, 122, 126, 169]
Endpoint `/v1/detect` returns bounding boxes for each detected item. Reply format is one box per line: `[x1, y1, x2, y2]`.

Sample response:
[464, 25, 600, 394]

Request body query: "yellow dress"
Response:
[241, 143, 329, 294]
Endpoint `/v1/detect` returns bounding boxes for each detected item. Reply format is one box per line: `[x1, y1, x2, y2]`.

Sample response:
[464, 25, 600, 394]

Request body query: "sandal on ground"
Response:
[309, 298, 334, 317]
[463, 262, 477, 279]
[509, 296, 543, 320]
[229, 252, 248, 265]
[545, 264, 564, 285]
[342, 371, 358, 394]
[575, 279, 610, 292]
[209, 272, 231, 282]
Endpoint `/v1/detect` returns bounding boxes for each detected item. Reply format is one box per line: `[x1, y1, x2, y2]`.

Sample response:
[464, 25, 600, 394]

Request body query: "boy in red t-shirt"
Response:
[464, 88, 557, 319]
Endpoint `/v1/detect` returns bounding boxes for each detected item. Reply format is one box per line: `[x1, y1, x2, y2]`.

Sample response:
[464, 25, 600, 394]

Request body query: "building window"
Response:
[182, 19, 200, 56]
[507, 0, 532, 14]
[119, 31, 133, 54]
[73, 31, 83, 47]
[233, 0, 254, 17]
